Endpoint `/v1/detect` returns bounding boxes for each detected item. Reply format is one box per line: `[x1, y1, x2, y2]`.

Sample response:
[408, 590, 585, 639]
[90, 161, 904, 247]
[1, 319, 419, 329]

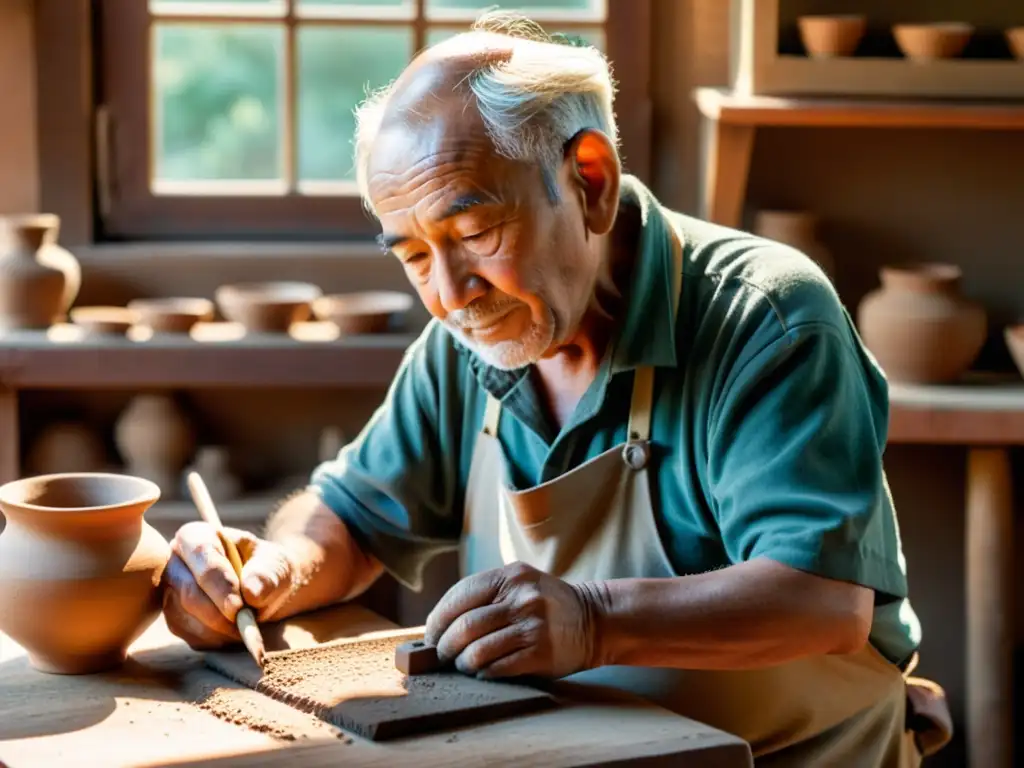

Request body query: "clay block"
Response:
[395, 640, 443, 676]
[206, 631, 556, 741]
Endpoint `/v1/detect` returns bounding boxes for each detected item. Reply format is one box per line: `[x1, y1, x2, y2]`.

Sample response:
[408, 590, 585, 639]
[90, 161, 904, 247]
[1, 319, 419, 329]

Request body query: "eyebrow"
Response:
[377, 193, 492, 251]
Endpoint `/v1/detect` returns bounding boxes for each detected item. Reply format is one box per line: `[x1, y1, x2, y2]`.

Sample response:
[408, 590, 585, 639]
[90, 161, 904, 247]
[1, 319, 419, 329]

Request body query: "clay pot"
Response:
[69, 306, 136, 338]
[753, 210, 835, 280]
[856, 263, 987, 384]
[27, 422, 109, 476]
[0, 213, 80, 317]
[312, 291, 414, 334]
[215, 281, 322, 334]
[181, 446, 240, 503]
[1007, 27, 1024, 60]
[0, 472, 169, 674]
[1004, 326, 1024, 378]
[893, 23, 973, 62]
[798, 15, 866, 58]
[0, 221, 67, 331]
[128, 297, 215, 335]
[115, 394, 196, 499]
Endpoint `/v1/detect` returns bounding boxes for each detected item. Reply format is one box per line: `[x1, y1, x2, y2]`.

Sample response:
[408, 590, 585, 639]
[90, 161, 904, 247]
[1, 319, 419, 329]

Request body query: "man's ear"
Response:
[564, 129, 620, 236]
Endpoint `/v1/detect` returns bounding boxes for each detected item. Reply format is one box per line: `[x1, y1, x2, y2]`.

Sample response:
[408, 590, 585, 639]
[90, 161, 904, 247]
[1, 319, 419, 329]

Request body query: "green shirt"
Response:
[311, 176, 922, 667]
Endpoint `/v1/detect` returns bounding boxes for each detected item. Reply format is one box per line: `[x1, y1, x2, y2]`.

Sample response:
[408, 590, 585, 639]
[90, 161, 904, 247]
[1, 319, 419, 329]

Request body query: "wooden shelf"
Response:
[888, 375, 1024, 446]
[0, 326, 416, 388]
[693, 87, 1024, 228]
[695, 87, 1024, 130]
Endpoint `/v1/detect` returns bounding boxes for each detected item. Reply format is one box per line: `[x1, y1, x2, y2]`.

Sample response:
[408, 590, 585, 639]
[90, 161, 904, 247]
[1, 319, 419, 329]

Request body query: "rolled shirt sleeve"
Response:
[706, 318, 910, 603]
[309, 321, 466, 591]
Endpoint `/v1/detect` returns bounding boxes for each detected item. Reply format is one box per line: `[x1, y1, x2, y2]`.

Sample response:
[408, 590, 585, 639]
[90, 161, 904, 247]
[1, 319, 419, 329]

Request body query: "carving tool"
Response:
[186, 471, 266, 668]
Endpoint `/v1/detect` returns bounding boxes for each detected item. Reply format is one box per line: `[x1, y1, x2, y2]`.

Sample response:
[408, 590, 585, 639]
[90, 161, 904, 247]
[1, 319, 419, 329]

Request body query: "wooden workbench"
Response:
[0, 604, 752, 768]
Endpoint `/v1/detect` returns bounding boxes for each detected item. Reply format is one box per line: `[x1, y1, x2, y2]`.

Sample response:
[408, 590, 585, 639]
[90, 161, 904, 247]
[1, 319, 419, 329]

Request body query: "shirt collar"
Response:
[461, 173, 682, 397]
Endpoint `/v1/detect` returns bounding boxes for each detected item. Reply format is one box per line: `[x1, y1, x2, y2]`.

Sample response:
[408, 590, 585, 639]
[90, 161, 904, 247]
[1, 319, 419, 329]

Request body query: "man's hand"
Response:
[424, 561, 598, 680]
[162, 522, 295, 650]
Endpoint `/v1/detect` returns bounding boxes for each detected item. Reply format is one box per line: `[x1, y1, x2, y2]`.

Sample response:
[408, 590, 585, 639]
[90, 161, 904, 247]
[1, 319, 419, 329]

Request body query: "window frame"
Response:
[39, 0, 652, 244]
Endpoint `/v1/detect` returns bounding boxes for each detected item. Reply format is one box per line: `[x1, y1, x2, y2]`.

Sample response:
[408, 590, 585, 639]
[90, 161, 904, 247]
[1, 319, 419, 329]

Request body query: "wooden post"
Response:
[699, 119, 755, 229]
[965, 447, 1014, 768]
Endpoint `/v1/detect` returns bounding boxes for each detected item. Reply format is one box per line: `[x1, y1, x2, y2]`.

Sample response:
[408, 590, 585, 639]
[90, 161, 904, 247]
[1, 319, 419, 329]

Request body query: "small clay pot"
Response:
[312, 291, 414, 334]
[69, 306, 136, 337]
[115, 394, 196, 499]
[0, 221, 67, 331]
[753, 210, 835, 281]
[27, 422, 109, 476]
[856, 263, 986, 384]
[893, 23, 973, 62]
[215, 281, 322, 334]
[798, 15, 866, 58]
[1007, 27, 1024, 60]
[128, 297, 215, 335]
[0, 472, 169, 674]
[0, 213, 81, 317]
[181, 446, 241, 503]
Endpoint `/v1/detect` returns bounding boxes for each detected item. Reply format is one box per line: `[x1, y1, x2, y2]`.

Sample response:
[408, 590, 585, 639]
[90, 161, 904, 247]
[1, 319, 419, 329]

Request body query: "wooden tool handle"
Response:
[187, 471, 266, 668]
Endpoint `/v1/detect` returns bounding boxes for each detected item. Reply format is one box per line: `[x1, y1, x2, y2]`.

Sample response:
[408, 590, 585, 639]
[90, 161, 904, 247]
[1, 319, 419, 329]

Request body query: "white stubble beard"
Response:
[445, 302, 556, 371]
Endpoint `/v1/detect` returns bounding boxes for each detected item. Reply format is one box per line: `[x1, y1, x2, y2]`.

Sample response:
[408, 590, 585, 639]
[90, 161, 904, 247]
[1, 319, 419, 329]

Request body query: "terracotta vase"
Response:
[754, 210, 836, 281]
[0, 472, 169, 674]
[0, 213, 81, 317]
[115, 394, 196, 500]
[0, 221, 67, 331]
[856, 263, 987, 384]
[26, 422, 110, 476]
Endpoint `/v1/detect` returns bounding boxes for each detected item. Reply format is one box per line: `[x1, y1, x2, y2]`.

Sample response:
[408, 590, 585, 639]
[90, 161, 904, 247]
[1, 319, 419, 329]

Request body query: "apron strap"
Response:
[483, 393, 502, 436]
[627, 366, 655, 442]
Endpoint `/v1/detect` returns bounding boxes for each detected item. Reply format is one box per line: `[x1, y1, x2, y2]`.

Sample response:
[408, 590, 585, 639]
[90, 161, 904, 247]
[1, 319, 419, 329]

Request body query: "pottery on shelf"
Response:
[856, 263, 987, 384]
[0, 219, 67, 331]
[753, 210, 835, 280]
[128, 297, 215, 335]
[115, 394, 196, 499]
[893, 23, 973, 62]
[181, 446, 241, 504]
[797, 15, 866, 58]
[0, 213, 81, 317]
[26, 422, 109, 476]
[1004, 326, 1024, 379]
[69, 306, 136, 338]
[215, 281, 322, 334]
[1007, 27, 1024, 60]
[312, 291, 415, 334]
[0, 472, 169, 674]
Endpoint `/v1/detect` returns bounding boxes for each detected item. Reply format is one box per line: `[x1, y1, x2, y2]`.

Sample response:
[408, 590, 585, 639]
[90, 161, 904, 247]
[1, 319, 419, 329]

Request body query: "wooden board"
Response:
[205, 627, 556, 741]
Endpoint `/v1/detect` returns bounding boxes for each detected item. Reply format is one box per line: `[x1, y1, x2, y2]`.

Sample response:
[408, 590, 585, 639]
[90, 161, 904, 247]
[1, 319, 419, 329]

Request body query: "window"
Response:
[96, 0, 652, 241]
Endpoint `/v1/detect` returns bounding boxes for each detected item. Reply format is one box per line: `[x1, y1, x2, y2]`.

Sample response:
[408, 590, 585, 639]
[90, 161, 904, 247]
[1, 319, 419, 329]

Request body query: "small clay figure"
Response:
[395, 640, 443, 676]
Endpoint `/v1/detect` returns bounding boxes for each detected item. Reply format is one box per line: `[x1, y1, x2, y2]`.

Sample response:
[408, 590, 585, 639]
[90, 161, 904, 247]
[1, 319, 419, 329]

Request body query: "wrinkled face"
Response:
[367, 104, 599, 370]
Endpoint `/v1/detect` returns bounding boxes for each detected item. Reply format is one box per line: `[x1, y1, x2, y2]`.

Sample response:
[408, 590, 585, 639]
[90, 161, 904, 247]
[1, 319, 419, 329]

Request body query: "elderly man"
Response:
[163, 12, 947, 766]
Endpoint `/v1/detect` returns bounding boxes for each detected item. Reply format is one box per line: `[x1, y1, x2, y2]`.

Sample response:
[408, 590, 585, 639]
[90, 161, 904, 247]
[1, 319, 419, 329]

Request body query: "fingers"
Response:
[162, 553, 239, 649]
[172, 522, 244, 621]
[238, 539, 294, 621]
[434, 602, 512, 664]
[424, 567, 507, 646]
[454, 623, 537, 677]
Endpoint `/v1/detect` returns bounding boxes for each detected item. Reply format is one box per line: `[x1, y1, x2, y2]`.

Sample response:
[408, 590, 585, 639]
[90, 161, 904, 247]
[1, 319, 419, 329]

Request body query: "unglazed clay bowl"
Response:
[69, 306, 136, 337]
[1007, 27, 1024, 60]
[798, 15, 866, 58]
[215, 281, 322, 334]
[0, 472, 170, 674]
[128, 297, 215, 335]
[893, 23, 973, 62]
[312, 291, 415, 334]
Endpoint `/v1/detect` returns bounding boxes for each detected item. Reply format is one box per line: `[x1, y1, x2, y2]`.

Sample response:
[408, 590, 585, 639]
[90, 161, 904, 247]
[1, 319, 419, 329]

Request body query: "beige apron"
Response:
[459, 224, 923, 766]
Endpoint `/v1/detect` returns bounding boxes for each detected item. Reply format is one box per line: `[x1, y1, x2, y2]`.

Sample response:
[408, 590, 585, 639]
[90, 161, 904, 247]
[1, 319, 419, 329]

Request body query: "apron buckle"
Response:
[622, 442, 649, 471]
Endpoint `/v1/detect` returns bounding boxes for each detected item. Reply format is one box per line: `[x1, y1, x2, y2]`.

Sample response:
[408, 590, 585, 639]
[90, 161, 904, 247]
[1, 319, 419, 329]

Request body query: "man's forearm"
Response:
[262, 488, 384, 619]
[581, 558, 873, 671]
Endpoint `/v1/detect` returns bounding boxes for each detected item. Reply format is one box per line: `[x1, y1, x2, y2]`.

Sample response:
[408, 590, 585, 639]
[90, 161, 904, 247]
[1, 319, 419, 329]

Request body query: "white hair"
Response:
[353, 10, 618, 211]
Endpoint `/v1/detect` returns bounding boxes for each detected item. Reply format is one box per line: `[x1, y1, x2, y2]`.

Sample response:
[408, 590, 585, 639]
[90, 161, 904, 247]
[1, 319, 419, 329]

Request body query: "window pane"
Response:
[149, 0, 286, 18]
[425, 25, 604, 51]
[297, 26, 412, 185]
[427, 0, 603, 20]
[295, 0, 414, 20]
[153, 24, 284, 188]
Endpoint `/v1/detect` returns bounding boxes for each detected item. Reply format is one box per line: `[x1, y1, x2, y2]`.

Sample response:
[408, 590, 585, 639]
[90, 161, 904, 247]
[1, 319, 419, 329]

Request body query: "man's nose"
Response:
[434, 252, 487, 313]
